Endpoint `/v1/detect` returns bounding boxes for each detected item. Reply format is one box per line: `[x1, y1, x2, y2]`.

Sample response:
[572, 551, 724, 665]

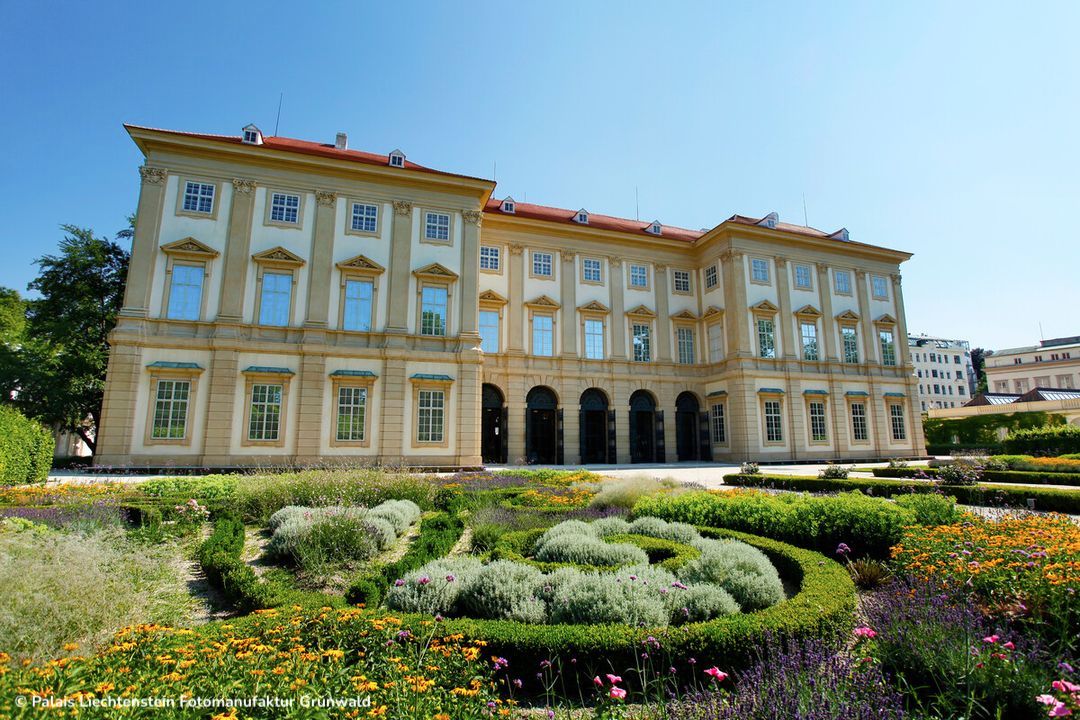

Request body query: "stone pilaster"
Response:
[304, 191, 337, 328]
[456, 360, 483, 466]
[201, 349, 239, 464]
[561, 396, 580, 465]
[613, 378, 632, 464]
[378, 360, 408, 462]
[507, 245, 525, 354]
[119, 166, 168, 318]
[721, 251, 750, 357]
[775, 257, 796, 360]
[816, 263, 838, 361]
[216, 179, 257, 323]
[294, 354, 327, 463]
[506, 373, 528, 463]
[608, 257, 626, 360]
[655, 265, 672, 363]
[560, 251, 577, 357]
[857, 271, 886, 456]
[384, 201, 414, 337]
[856, 271, 877, 365]
[726, 374, 756, 460]
[94, 342, 144, 463]
[459, 210, 483, 342]
[892, 273, 926, 454]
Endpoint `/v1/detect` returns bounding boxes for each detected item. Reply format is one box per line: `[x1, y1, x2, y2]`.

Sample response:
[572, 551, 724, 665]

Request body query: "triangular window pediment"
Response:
[335, 254, 385, 274]
[525, 294, 561, 309]
[626, 304, 656, 318]
[161, 237, 220, 258]
[702, 305, 724, 319]
[874, 313, 897, 326]
[670, 309, 698, 321]
[252, 246, 305, 266]
[835, 309, 861, 322]
[794, 304, 822, 318]
[750, 300, 779, 314]
[412, 262, 459, 281]
[479, 289, 509, 305]
[578, 300, 610, 314]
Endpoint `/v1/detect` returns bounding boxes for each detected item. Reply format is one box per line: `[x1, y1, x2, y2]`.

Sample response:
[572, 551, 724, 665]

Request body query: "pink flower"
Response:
[609, 687, 627, 700]
[854, 626, 877, 639]
[1053, 680, 1080, 694]
[418, 576, 431, 585]
[704, 667, 728, 681]
[606, 673, 622, 685]
[593, 675, 603, 687]
[1048, 701, 1072, 717]
[982, 634, 999, 644]
[1038, 694, 1058, 706]
[1003, 641, 1016, 651]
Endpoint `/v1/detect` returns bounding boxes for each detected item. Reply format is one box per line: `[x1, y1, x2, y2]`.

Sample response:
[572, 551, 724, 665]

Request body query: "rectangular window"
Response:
[248, 383, 282, 441]
[842, 326, 859, 363]
[794, 264, 812, 290]
[420, 286, 448, 336]
[532, 251, 553, 277]
[708, 323, 724, 362]
[879, 330, 896, 366]
[871, 275, 889, 299]
[167, 264, 204, 321]
[673, 270, 691, 293]
[342, 279, 374, 331]
[834, 270, 852, 294]
[582, 258, 602, 283]
[889, 404, 906, 441]
[710, 403, 726, 443]
[584, 318, 604, 360]
[751, 258, 770, 283]
[270, 192, 300, 224]
[757, 318, 776, 359]
[677, 327, 695, 364]
[630, 264, 648, 288]
[704, 265, 718, 289]
[335, 386, 367, 441]
[764, 400, 783, 442]
[417, 389, 445, 443]
[151, 379, 190, 439]
[809, 401, 828, 442]
[259, 271, 292, 326]
[480, 245, 501, 271]
[182, 181, 215, 214]
[800, 321, 819, 361]
[424, 211, 451, 241]
[532, 315, 553, 356]
[851, 402, 868, 441]
[479, 310, 500, 353]
[350, 202, 378, 233]
[633, 323, 651, 362]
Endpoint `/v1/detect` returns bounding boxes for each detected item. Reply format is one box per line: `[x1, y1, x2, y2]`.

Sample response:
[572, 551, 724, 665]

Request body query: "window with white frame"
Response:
[710, 403, 726, 443]
[584, 318, 604, 360]
[834, 270, 852, 294]
[763, 399, 783, 442]
[259, 271, 293, 326]
[879, 329, 897, 366]
[871, 275, 889, 299]
[532, 251, 553, 277]
[248, 384, 283, 441]
[420, 286, 448, 336]
[342, 279, 374, 331]
[167, 264, 204, 321]
[479, 245, 501, 271]
[704, 264, 718, 289]
[182, 181, 215, 214]
[417, 389, 445, 442]
[582, 257, 602, 283]
[532, 315, 554, 356]
[673, 270, 691, 293]
[889, 403, 906, 440]
[629, 264, 648, 288]
[479, 310, 500, 353]
[336, 386, 367, 441]
[842, 326, 859, 363]
[424, 211, 451, 242]
[800, 321, 819, 361]
[751, 258, 770, 283]
[808, 401, 828, 442]
[851, 402, 868, 441]
[350, 202, 378, 233]
[757, 318, 776, 359]
[151, 379, 190, 439]
[270, 192, 300, 224]
[677, 327, 695, 364]
[632, 323, 651, 362]
[708, 323, 724, 362]
[794, 263, 813, 290]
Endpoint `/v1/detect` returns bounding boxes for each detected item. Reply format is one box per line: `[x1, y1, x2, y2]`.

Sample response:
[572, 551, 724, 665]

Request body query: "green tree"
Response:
[970, 347, 989, 394]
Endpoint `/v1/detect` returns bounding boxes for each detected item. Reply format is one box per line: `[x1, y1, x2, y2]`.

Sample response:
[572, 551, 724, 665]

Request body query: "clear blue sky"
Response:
[2, 1, 1077, 350]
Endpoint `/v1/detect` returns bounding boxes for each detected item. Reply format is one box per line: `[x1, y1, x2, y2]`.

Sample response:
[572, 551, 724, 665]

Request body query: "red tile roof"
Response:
[483, 198, 705, 243]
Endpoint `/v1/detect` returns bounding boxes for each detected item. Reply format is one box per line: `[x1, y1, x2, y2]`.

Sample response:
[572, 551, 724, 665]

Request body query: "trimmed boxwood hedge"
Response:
[382, 527, 854, 688]
[1004, 424, 1080, 456]
[489, 529, 701, 573]
[724, 473, 1080, 514]
[0, 405, 53, 485]
[872, 466, 1080, 487]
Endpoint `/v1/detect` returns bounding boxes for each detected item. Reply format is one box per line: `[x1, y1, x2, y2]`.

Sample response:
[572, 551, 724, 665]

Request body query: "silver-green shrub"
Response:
[591, 517, 631, 537]
[678, 539, 784, 611]
[665, 583, 739, 623]
[267, 505, 310, 532]
[385, 557, 482, 616]
[533, 533, 648, 566]
[627, 516, 699, 544]
[368, 500, 421, 534]
[546, 570, 669, 626]
[457, 560, 547, 623]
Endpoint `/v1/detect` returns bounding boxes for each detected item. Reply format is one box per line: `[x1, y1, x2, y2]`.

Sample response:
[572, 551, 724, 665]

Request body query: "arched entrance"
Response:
[629, 390, 663, 463]
[481, 384, 506, 464]
[525, 386, 561, 465]
[579, 388, 613, 464]
[675, 392, 702, 462]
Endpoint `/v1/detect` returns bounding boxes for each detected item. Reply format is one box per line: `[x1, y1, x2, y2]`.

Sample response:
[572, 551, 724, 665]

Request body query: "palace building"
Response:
[95, 124, 926, 468]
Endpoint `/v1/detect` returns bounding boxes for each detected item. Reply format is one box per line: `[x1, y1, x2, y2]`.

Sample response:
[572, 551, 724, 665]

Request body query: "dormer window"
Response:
[242, 124, 263, 145]
[388, 149, 405, 168]
[647, 220, 662, 235]
[501, 197, 516, 213]
[574, 209, 589, 224]
[757, 212, 779, 229]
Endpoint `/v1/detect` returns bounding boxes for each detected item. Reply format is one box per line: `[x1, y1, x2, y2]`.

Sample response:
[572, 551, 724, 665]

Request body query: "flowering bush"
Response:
[818, 463, 850, 479]
[739, 462, 760, 475]
[1037, 665, 1080, 717]
[936, 459, 984, 486]
[171, 498, 209, 530]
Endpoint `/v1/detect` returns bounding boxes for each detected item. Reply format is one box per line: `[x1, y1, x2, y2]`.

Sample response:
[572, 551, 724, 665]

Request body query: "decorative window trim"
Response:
[833, 269, 854, 296]
[805, 397, 830, 445]
[329, 373, 376, 448]
[626, 305, 656, 363]
[870, 274, 890, 300]
[704, 264, 719, 290]
[479, 245, 503, 275]
[143, 363, 203, 447]
[580, 256, 605, 285]
[415, 269, 455, 338]
[410, 374, 453, 448]
[336, 254, 385, 333]
[793, 263, 814, 291]
[175, 176, 222, 220]
[708, 401, 728, 446]
[526, 295, 561, 357]
[886, 400, 907, 442]
[675, 324, 697, 365]
[847, 398, 871, 444]
[579, 305, 608, 361]
[627, 262, 650, 291]
[345, 199, 382, 237]
[252, 247, 305, 328]
[479, 290, 509, 354]
[706, 319, 725, 363]
[749, 257, 771, 285]
[160, 238, 219, 322]
[420, 208, 455, 246]
[262, 188, 306, 229]
[759, 392, 785, 446]
[529, 250, 555, 280]
[240, 367, 293, 448]
[671, 268, 693, 295]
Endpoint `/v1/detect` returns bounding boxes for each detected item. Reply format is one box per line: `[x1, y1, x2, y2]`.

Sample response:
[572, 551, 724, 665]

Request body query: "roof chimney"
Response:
[335, 132, 348, 150]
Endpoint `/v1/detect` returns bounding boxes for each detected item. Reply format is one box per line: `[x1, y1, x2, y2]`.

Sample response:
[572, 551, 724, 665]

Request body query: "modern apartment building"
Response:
[95, 124, 925, 468]
[908, 335, 974, 411]
[983, 336, 1080, 394]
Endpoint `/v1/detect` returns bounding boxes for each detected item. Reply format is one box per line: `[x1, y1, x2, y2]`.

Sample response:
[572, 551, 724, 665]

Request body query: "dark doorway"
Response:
[579, 388, 610, 464]
[526, 386, 560, 464]
[629, 390, 658, 463]
[482, 384, 506, 463]
[675, 392, 700, 462]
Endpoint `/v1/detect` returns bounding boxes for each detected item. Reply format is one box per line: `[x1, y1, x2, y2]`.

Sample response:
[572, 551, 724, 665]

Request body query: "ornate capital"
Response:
[462, 209, 483, 226]
[562, 250, 576, 261]
[509, 244, 525, 256]
[719, 249, 743, 263]
[232, 178, 256, 194]
[855, 269, 867, 280]
[139, 166, 168, 184]
[891, 272, 902, 286]
[774, 256, 787, 269]
[607, 256, 622, 268]
[816, 262, 830, 276]
[655, 263, 668, 272]
[393, 200, 413, 216]
[316, 190, 337, 207]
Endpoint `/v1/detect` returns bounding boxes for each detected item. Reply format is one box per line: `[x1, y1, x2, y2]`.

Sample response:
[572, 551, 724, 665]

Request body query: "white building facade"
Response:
[909, 335, 974, 411]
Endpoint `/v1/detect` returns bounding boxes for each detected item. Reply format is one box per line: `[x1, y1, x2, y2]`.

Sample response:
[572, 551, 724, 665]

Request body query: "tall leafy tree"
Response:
[970, 347, 989, 394]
